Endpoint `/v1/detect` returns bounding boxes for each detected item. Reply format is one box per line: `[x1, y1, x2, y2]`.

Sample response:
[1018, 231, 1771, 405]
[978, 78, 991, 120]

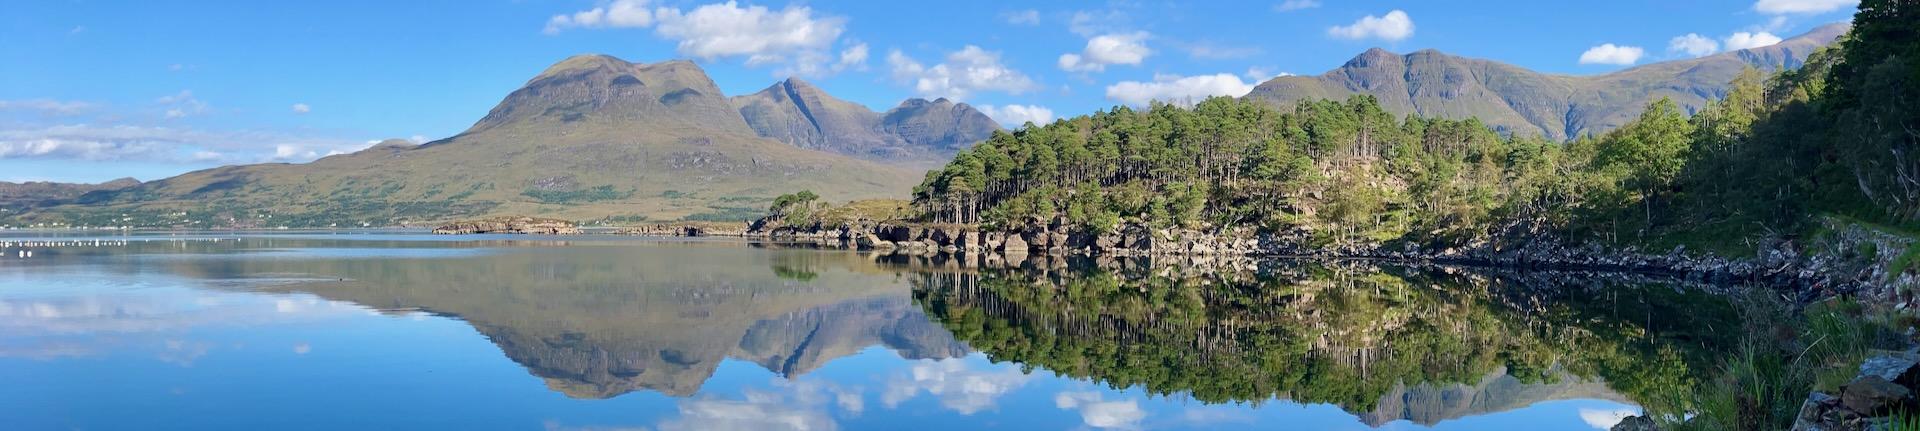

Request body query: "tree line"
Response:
[912, 0, 1916, 252]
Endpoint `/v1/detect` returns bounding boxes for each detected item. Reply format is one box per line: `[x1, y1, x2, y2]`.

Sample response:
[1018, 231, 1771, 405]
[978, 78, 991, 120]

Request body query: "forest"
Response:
[909, 0, 1917, 255]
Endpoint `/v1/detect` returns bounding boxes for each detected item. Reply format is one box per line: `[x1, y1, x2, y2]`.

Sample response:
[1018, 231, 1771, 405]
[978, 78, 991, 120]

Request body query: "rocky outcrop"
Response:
[432, 216, 580, 235]
[1793, 350, 1920, 430]
[617, 222, 747, 237]
[655, 212, 1917, 310]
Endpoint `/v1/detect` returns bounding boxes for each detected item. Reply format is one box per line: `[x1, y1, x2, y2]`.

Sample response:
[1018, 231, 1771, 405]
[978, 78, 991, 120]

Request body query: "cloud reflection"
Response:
[880, 358, 1033, 414]
[1054, 391, 1146, 430]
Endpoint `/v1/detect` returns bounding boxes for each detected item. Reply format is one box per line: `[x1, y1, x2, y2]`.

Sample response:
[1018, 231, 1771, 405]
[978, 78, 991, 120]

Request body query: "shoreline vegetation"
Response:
[622, 4, 1918, 429]
[95, 1, 1920, 429]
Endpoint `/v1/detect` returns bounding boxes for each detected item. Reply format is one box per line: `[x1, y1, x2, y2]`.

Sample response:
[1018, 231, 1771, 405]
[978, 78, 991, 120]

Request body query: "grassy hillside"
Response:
[7, 55, 919, 228]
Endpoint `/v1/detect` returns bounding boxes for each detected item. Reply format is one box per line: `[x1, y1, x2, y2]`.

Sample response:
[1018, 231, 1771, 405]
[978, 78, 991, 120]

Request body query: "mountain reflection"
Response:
[906, 255, 1737, 425]
[137, 238, 1734, 425]
[162, 240, 970, 398]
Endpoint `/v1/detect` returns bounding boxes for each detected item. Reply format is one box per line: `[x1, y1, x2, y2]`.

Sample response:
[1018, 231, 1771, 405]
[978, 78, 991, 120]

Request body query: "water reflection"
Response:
[907, 256, 1738, 426]
[0, 234, 1731, 429]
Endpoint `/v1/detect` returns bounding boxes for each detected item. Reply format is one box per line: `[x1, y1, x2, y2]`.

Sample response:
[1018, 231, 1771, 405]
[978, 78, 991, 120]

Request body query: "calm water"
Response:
[0, 232, 1735, 430]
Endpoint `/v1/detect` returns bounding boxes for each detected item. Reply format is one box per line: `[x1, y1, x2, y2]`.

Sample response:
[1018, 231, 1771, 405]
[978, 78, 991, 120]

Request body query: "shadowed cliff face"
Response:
[732, 78, 1001, 163]
[470, 55, 753, 136]
[1243, 23, 1848, 139]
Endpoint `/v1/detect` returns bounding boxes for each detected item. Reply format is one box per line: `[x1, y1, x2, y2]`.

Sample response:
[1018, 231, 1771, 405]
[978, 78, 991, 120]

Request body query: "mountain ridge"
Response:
[731, 76, 1000, 163]
[13, 54, 923, 227]
[1243, 23, 1849, 139]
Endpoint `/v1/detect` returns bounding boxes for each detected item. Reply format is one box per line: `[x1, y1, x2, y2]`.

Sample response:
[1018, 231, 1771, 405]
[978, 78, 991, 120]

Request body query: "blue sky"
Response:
[0, 0, 1859, 183]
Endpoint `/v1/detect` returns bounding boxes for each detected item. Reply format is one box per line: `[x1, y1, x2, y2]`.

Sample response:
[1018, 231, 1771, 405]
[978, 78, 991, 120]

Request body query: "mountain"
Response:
[223, 243, 968, 399]
[732, 77, 999, 163]
[1358, 368, 1628, 427]
[1243, 23, 1848, 139]
[19, 55, 922, 227]
[0, 177, 139, 212]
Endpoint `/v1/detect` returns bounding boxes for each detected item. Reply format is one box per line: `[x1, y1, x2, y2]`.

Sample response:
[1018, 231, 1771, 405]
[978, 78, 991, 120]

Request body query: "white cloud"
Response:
[881, 358, 1033, 414]
[887, 46, 1037, 100]
[1054, 392, 1146, 429]
[292, 343, 311, 355]
[1724, 31, 1784, 50]
[290, 103, 311, 114]
[1578, 43, 1645, 65]
[1667, 33, 1720, 57]
[653, 2, 845, 61]
[837, 43, 869, 71]
[0, 124, 372, 164]
[1578, 408, 1640, 430]
[1327, 10, 1414, 41]
[1059, 32, 1151, 73]
[1105, 73, 1257, 107]
[155, 90, 207, 119]
[1274, 0, 1321, 12]
[1176, 40, 1261, 60]
[1068, 9, 1130, 37]
[1753, 0, 1856, 14]
[1003, 9, 1040, 25]
[544, 1, 850, 77]
[543, 0, 655, 34]
[657, 395, 839, 431]
[1243, 67, 1293, 82]
[0, 99, 95, 116]
[977, 105, 1054, 127]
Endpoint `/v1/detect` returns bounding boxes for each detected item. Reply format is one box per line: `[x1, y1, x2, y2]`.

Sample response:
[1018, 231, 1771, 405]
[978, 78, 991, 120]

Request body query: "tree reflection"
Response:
[912, 258, 1737, 422]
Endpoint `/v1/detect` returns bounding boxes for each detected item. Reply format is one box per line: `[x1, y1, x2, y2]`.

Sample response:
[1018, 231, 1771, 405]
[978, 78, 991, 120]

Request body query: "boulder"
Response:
[855, 234, 896, 250]
[1858, 351, 1920, 384]
[1003, 234, 1029, 253]
[1841, 375, 1912, 414]
[1791, 392, 1838, 431]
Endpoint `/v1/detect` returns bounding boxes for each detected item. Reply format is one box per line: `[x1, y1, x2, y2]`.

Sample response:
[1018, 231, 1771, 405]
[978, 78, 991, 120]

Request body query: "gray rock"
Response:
[1610, 415, 1657, 431]
[1002, 234, 1028, 253]
[1858, 351, 1920, 384]
[1842, 375, 1911, 414]
[1792, 392, 1837, 431]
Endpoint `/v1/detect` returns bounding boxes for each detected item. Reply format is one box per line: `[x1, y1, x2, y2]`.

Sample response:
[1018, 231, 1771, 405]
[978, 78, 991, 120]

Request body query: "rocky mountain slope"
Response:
[17, 55, 924, 227]
[1243, 23, 1848, 139]
[0, 177, 138, 212]
[732, 77, 999, 163]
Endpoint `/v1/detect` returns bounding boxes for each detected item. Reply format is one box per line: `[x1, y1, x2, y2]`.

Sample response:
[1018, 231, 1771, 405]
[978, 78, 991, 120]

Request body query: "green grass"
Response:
[521, 185, 633, 204]
[1893, 244, 1920, 281]
[1673, 296, 1906, 431]
[1894, 409, 1920, 431]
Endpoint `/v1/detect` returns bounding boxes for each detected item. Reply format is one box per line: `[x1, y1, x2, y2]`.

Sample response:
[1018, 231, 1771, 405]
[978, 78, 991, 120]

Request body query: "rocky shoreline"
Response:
[631, 216, 1918, 307]
[432, 216, 581, 235]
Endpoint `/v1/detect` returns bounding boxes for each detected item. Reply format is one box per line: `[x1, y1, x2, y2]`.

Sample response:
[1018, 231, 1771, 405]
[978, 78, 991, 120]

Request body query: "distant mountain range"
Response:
[1244, 23, 1847, 139]
[0, 177, 138, 212]
[3, 23, 1848, 226]
[11, 55, 997, 226]
[734, 77, 1000, 163]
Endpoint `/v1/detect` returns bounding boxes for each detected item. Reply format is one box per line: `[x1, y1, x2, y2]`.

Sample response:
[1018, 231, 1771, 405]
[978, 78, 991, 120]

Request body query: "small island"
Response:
[432, 216, 580, 235]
